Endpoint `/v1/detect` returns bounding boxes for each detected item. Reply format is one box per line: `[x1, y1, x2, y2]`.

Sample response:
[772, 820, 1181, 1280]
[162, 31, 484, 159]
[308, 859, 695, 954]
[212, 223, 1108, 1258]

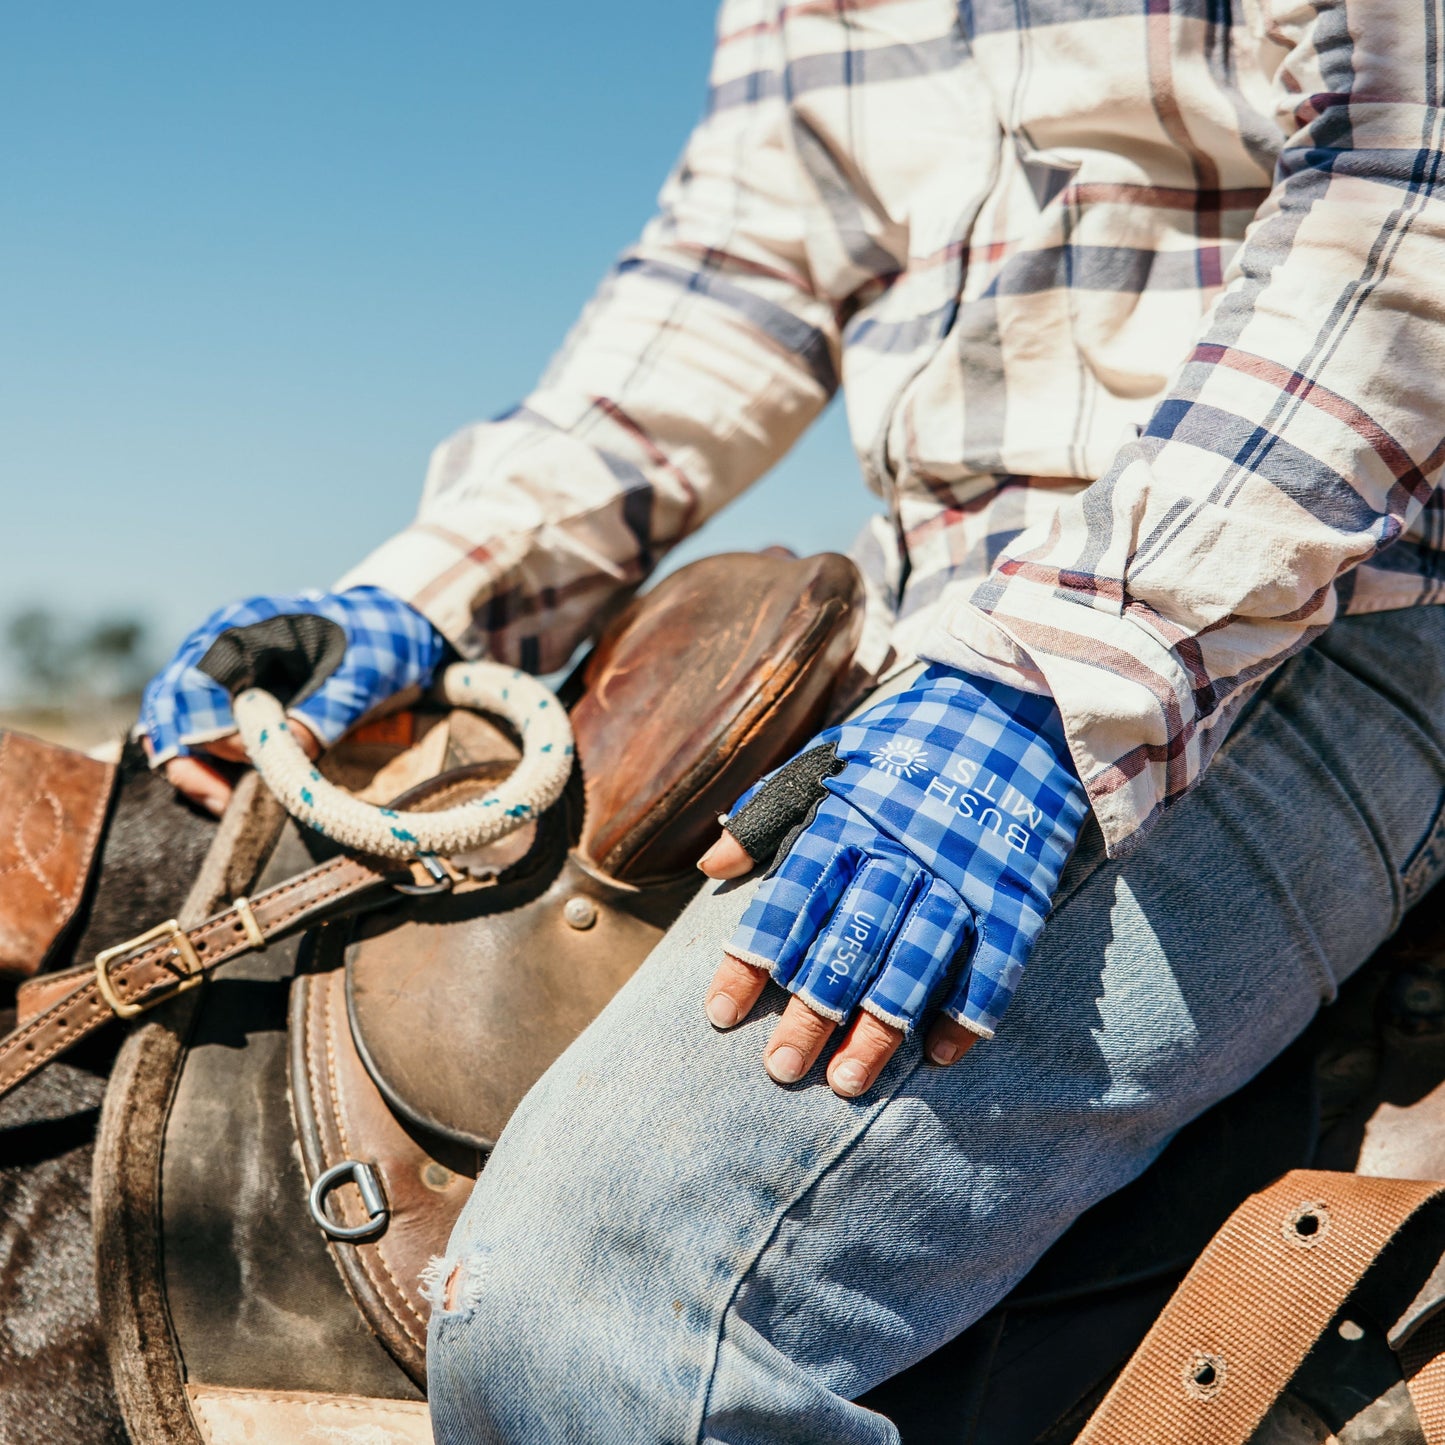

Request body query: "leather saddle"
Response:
[10, 548, 1445, 1444]
[78, 549, 864, 1442]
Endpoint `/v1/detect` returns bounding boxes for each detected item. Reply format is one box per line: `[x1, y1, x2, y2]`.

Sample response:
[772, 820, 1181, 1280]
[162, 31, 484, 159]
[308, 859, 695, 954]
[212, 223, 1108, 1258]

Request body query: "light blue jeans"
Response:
[428, 607, 1445, 1444]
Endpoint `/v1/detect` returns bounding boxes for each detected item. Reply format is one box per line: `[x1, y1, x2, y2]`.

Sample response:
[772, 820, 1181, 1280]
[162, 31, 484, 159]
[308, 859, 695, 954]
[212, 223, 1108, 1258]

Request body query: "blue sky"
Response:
[0, 2, 870, 693]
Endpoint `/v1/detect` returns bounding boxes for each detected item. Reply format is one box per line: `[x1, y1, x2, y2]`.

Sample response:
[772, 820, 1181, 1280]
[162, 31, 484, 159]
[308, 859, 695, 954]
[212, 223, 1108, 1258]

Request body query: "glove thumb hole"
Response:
[724, 742, 845, 868]
[197, 613, 347, 708]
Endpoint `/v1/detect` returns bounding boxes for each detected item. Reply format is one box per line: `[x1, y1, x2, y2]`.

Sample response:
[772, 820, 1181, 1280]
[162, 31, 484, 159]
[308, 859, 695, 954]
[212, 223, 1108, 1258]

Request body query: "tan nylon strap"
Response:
[0, 851, 405, 1102]
[1077, 1170, 1445, 1445]
[1401, 1314, 1445, 1441]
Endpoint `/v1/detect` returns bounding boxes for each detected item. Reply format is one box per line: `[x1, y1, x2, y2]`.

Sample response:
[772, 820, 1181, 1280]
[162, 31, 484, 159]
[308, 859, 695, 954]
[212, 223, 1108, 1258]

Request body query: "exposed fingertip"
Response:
[926, 1021, 980, 1067]
[765, 1044, 805, 1084]
[830, 1059, 869, 1096]
[698, 833, 754, 880]
[705, 993, 740, 1029]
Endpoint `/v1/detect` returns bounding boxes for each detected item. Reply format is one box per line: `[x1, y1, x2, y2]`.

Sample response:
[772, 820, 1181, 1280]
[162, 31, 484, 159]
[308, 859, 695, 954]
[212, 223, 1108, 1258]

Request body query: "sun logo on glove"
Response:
[869, 738, 929, 778]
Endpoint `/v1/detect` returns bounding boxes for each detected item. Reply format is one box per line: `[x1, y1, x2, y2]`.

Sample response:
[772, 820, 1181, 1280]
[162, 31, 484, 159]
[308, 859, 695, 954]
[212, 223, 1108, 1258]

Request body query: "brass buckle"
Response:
[94, 919, 204, 1019]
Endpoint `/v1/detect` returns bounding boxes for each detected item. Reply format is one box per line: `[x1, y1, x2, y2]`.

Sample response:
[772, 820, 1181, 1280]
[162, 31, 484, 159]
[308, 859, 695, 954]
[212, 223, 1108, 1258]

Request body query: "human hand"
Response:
[698, 666, 1088, 1098]
[138, 587, 447, 815]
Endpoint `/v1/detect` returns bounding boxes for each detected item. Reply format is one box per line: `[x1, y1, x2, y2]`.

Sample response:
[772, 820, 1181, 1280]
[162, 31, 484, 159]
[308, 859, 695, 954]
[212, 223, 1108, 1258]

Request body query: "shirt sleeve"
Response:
[339, 0, 850, 674]
[921, 0, 1445, 856]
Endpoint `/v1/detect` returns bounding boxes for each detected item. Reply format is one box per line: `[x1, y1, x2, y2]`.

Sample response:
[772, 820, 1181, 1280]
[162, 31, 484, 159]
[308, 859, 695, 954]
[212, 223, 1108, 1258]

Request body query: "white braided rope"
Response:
[232, 662, 574, 859]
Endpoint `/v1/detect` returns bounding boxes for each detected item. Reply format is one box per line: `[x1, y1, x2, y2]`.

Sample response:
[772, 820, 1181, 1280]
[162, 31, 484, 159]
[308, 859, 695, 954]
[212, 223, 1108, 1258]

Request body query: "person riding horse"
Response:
[138, 1, 1445, 1439]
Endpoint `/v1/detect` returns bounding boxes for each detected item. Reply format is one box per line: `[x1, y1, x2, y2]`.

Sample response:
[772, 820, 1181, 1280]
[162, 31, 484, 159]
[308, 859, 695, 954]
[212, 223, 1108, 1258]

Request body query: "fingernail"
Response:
[766, 1045, 805, 1084]
[697, 840, 726, 872]
[831, 1060, 869, 1096]
[706, 994, 740, 1029]
[929, 1039, 959, 1065]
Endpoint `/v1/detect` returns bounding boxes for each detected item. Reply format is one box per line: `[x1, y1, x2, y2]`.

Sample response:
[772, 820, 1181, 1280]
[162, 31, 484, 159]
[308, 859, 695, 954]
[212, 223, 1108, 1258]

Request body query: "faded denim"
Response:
[429, 607, 1445, 1444]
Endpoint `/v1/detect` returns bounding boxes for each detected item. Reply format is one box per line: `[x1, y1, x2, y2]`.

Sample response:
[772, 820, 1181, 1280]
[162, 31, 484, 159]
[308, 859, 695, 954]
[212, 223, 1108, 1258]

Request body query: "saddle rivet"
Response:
[420, 1162, 455, 1192]
[563, 896, 598, 930]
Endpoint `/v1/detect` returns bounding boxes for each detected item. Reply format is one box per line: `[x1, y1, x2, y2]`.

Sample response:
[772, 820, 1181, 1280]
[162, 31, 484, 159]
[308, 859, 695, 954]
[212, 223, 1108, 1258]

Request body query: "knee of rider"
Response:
[424, 1247, 501, 1409]
[424, 1244, 632, 1432]
[423, 1249, 491, 1322]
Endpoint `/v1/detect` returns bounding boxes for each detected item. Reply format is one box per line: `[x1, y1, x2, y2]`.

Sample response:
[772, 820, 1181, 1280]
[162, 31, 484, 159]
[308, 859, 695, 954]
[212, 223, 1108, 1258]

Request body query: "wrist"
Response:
[916, 664, 1076, 778]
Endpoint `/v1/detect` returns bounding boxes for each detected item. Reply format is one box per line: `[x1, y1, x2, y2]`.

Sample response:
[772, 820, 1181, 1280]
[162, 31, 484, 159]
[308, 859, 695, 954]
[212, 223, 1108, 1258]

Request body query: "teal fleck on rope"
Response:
[231, 660, 574, 858]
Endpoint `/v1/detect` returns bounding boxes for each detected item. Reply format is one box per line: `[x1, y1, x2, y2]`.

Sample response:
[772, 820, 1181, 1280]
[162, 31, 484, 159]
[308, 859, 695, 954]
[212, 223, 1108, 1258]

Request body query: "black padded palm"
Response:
[197, 613, 347, 706]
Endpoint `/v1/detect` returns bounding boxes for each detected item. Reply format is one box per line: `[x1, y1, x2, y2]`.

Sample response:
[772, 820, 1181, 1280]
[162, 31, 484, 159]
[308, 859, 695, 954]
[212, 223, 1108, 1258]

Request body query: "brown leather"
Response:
[0, 551, 862, 1105]
[14, 963, 90, 1026]
[347, 841, 697, 1151]
[0, 849, 401, 1101]
[0, 729, 115, 979]
[290, 966, 479, 1386]
[346, 551, 864, 1149]
[0, 748, 532, 1100]
[1077, 1171, 1445, 1445]
[575, 550, 864, 881]
[38, 548, 866, 1433]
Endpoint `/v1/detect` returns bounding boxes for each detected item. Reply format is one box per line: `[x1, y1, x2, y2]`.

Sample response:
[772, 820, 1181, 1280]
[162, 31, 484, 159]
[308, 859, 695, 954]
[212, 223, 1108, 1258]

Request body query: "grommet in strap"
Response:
[1283, 1201, 1330, 1248]
[1182, 1351, 1226, 1401]
[309, 1159, 389, 1241]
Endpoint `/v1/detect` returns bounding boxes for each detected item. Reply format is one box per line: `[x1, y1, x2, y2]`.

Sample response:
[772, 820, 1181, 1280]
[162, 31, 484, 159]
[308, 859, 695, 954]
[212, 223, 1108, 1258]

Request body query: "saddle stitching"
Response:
[320, 977, 428, 1349]
[321, 979, 354, 1160]
[2, 981, 109, 1068]
[109, 856, 361, 1005]
[0, 793, 64, 903]
[303, 982, 331, 1170]
[0, 736, 112, 927]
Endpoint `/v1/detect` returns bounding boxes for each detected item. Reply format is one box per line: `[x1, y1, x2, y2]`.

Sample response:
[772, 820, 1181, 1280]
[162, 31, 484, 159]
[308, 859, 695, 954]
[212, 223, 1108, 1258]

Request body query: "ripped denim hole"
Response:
[420, 1251, 489, 1317]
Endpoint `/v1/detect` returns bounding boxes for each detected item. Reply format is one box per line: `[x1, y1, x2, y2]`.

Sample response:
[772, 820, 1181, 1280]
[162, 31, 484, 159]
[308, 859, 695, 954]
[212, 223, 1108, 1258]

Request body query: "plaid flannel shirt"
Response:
[343, 0, 1445, 856]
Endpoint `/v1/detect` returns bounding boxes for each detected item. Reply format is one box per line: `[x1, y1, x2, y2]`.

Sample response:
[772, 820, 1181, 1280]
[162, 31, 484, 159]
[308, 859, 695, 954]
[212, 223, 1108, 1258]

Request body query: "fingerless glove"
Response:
[724, 666, 1089, 1039]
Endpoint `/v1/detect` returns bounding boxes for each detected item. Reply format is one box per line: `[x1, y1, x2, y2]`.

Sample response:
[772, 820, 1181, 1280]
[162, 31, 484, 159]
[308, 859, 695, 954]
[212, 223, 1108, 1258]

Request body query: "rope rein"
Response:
[232, 662, 575, 859]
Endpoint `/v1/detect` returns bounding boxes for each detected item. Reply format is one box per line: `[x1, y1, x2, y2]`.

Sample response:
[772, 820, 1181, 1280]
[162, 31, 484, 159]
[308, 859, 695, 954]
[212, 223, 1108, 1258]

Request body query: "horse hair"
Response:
[0, 737, 218, 1445]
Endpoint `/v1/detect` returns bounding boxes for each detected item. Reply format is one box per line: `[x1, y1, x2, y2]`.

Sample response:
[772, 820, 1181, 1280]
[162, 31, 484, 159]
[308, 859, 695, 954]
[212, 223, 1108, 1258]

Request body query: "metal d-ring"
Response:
[309, 1159, 390, 1241]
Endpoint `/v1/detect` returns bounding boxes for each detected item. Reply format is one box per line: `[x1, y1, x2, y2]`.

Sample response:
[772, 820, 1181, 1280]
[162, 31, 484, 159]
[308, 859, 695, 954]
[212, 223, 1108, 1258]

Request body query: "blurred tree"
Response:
[3, 607, 155, 707]
[80, 618, 152, 699]
[6, 608, 71, 698]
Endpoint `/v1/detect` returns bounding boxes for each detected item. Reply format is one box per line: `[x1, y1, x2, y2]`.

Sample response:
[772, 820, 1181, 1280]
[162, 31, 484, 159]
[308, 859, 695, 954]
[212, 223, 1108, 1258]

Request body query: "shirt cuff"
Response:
[915, 608, 1052, 696]
[923, 588, 1210, 859]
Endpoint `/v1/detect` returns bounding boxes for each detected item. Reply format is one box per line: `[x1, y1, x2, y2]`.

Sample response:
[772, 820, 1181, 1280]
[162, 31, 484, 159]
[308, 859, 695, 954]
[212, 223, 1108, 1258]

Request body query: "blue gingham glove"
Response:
[723, 666, 1089, 1040]
[138, 587, 448, 766]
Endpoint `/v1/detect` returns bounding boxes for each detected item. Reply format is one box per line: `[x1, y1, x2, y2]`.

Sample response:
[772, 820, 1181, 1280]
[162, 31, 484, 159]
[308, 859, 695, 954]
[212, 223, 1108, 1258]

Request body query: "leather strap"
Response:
[1077, 1170, 1445, 1445]
[0, 849, 421, 1101]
